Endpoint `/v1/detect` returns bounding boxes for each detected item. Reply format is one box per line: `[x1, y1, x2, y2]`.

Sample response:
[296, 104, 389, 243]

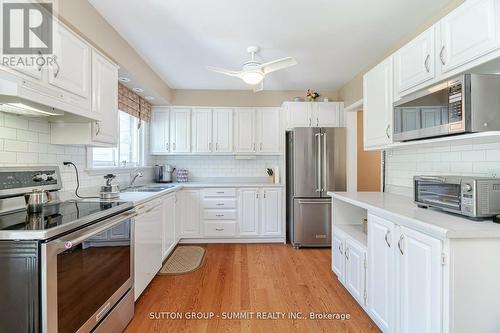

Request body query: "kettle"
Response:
[25, 189, 51, 213]
[100, 174, 120, 199]
[154, 164, 175, 183]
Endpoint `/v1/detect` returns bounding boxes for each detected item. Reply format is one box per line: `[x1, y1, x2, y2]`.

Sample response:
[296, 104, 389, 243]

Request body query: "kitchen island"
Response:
[329, 191, 500, 333]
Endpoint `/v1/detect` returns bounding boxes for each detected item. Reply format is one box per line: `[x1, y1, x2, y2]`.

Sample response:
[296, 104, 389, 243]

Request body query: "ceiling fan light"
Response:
[241, 71, 264, 85]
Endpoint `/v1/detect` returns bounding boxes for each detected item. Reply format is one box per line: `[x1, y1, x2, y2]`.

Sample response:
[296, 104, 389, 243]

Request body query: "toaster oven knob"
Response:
[464, 183, 472, 192]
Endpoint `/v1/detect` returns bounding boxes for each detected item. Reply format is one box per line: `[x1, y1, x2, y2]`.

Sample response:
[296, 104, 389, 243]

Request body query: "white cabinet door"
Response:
[49, 22, 91, 98]
[286, 102, 311, 128]
[177, 190, 201, 236]
[91, 51, 118, 145]
[345, 238, 366, 307]
[192, 108, 213, 153]
[162, 194, 176, 260]
[213, 108, 233, 153]
[239, 188, 259, 235]
[234, 108, 256, 153]
[363, 56, 393, 150]
[150, 108, 170, 154]
[368, 214, 395, 333]
[332, 232, 345, 283]
[394, 26, 436, 93]
[256, 108, 281, 154]
[170, 108, 191, 153]
[312, 102, 340, 127]
[260, 188, 282, 236]
[134, 202, 163, 300]
[397, 226, 442, 333]
[439, 0, 500, 73]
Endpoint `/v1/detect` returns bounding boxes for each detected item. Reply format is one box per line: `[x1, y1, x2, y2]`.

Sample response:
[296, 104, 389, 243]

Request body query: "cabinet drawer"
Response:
[203, 198, 237, 209]
[203, 188, 236, 197]
[203, 209, 237, 220]
[204, 222, 237, 237]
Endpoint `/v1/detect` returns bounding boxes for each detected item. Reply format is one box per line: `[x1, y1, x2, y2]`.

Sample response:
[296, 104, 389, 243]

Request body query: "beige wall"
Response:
[54, 0, 172, 103]
[170, 89, 340, 107]
[338, 0, 465, 106]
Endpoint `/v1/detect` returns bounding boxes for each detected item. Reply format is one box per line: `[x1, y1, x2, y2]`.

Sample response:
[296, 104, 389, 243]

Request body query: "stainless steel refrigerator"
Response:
[286, 127, 346, 247]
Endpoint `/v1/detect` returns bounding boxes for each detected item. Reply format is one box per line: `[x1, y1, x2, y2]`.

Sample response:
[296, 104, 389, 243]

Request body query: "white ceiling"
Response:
[89, 0, 451, 91]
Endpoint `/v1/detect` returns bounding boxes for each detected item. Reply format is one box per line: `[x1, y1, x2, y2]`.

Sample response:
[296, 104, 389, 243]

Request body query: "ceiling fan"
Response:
[206, 46, 297, 92]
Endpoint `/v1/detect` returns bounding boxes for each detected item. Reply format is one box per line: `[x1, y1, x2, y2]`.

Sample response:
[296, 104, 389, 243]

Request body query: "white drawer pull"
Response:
[215, 214, 224, 217]
[215, 228, 224, 231]
[216, 191, 225, 194]
[216, 203, 224, 206]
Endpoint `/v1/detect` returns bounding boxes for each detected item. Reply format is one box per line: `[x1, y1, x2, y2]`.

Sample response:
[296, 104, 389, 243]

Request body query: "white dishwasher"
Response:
[134, 198, 163, 300]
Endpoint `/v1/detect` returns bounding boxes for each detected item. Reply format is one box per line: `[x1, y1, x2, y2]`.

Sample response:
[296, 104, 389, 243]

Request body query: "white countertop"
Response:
[329, 191, 500, 240]
[119, 182, 283, 205]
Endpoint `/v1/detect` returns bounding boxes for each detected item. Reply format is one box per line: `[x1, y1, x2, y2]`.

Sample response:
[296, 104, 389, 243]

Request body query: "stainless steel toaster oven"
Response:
[414, 176, 500, 218]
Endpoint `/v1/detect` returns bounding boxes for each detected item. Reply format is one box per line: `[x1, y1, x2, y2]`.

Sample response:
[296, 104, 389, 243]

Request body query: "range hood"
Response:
[0, 71, 99, 122]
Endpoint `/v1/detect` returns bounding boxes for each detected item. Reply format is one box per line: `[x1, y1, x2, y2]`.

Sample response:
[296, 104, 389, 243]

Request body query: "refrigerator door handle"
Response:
[315, 133, 322, 192]
[322, 132, 327, 193]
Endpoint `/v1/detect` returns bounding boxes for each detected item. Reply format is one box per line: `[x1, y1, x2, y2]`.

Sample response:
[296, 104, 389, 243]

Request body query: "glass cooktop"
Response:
[0, 201, 132, 239]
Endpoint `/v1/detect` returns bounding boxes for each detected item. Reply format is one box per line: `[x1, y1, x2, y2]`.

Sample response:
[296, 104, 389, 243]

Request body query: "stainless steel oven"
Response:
[393, 74, 500, 142]
[41, 210, 135, 333]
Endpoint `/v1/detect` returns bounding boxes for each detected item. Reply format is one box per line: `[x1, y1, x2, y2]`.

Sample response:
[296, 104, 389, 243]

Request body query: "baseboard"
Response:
[179, 238, 286, 244]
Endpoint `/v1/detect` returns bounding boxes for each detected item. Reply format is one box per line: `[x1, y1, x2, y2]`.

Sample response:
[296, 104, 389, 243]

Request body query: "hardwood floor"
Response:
[126, 244, 380, 333]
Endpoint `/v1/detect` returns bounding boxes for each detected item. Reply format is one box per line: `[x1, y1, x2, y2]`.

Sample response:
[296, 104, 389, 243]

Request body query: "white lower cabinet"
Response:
[345, 238, 367, 307]
[238, 188, 259, 236]
[134, 199, 163, 300]
[397, 226, 442, 333]
[162, 193, 176, 260]
[176, 190, 201, 237]
[332, 233, 345, 283]
[367, 214, 395, 333]
[260, 188, 282, 236]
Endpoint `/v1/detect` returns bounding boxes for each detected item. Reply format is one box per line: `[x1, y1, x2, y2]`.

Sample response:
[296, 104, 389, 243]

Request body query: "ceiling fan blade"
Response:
[253, 80, 264, 93]
[206, 66, 243, 77]
[259, 57, 297, 74]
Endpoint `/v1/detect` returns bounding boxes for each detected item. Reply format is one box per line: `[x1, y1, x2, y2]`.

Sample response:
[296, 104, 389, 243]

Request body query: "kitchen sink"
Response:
[121, 185, 176, 193]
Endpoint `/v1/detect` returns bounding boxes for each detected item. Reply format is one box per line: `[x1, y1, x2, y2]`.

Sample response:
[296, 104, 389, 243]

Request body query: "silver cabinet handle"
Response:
[385, 124, 391, 139]
[95, 122, 100, 136]
[439, 45, 446, 65]
[260, 143, 263, 151]
[209, 142, 212, 151]
[166, 142, 170, 151]
[215, 214, 224, 217]
[216, 142, 219, 151]
[424, 54, 430, 72]
[316, 118, 319, 126]
[53, 56, 60, 78]
[215, 228, 224, 231]
[345, 247, 350, 260]
[308, 118, 312, 126]
[339, 244, 343, 255]
[315, 132, 321, 192]
[253, 143, 256, 151]
[256, 193, 259, 199]
[398, 234, 404, 255]
[172, 142, 176, 151]
[385, 230, 391, 248]
[37, 51, 43, 71]
[215, 203, 224, 206]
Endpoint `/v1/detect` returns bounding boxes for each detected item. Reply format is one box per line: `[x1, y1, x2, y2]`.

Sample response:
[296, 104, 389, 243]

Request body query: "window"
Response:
[91, 111, 144, 168]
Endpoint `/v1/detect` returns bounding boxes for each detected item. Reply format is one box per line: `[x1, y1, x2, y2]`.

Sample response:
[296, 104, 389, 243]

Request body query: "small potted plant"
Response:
[306, 89, 320, 101]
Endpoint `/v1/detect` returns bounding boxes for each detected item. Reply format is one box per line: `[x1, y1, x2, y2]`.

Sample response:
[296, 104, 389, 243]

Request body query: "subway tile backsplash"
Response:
[385, 141, 500, 197]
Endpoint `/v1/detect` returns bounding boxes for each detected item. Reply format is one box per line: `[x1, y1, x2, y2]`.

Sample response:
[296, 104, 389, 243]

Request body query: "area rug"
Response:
[158, 246, 206, 275]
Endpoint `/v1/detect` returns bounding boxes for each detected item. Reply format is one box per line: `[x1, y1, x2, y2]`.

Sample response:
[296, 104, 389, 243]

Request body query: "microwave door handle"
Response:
[54, 210, 136, 252]
[417, 176, 446, 182]
[315, 133, 321, 193]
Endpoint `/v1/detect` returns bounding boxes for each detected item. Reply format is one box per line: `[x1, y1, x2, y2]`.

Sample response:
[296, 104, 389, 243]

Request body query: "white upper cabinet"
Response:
[367, 214, 395, 333]
[213, 108, 233, 153]
[311, 102, 341, 127]
[394, 26, 436, 94]
[439, 0, 500, 73]
[234, 108, 256, 153]
[150, 107, 170, 154]
[49, 22, 91, 99]
[192, 108, 213, 153]
[170, 108, 191, 153]
[397, 226, 442, 333]
[285, 102, 311, 128]
[256, 107, 281, 154]
[363, 56, 393, 150]
[238, 188, 259, 236]
[260, 188, 282, 236]
[285, 102, 343, 129]
[91, 51, 118, 145]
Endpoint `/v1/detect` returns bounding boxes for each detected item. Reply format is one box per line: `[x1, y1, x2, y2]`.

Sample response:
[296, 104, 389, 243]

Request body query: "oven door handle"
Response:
[54, 210, 136, 251]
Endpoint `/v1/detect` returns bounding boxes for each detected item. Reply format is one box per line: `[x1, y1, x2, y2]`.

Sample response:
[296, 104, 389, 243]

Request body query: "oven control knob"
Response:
[464, 184, 472, 192]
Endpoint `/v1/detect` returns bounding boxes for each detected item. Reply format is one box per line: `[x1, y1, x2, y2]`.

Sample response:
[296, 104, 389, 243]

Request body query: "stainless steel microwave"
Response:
[393, 74, 500, 142]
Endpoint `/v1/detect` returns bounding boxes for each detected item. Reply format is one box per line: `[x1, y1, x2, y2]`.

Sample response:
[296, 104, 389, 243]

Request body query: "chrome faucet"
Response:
[130, 171, 143, 187]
